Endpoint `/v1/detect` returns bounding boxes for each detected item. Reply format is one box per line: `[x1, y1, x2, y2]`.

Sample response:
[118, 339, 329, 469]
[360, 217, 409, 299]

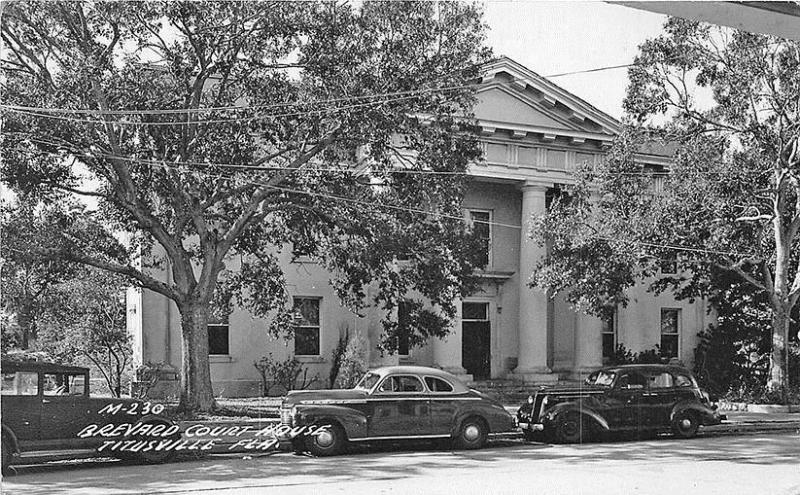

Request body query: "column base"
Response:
[509, 368, 559, 384]
[437, 365, 472, 384]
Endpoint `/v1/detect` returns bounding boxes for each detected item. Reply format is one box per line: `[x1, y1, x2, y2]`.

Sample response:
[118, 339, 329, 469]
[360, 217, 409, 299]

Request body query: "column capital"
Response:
[519, 181, 551, 194]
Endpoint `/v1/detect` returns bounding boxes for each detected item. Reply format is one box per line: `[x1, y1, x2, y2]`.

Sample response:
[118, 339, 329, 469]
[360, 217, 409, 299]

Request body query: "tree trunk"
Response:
[768, 306, 790, 396]
[177, 302, 216, 412]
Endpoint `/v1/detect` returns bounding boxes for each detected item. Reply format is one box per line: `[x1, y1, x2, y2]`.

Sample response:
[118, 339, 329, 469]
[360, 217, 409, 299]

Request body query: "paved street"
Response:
[2, 431, 799, 495]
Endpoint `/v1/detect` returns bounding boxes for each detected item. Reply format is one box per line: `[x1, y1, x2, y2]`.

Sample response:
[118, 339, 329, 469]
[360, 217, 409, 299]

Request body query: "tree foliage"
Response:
[530, 18, 800, 395]
[1, 1, 491, 411]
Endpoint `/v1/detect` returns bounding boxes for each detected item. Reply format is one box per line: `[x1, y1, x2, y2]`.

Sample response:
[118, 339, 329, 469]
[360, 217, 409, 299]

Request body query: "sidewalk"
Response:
[705, 410, 800, 434]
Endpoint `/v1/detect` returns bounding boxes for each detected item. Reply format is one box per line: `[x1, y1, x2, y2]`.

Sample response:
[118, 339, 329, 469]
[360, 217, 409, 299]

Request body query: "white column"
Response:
[512, 184, 557, 383]
[433, 300, 470, 379]
[573, 312, 604, 379]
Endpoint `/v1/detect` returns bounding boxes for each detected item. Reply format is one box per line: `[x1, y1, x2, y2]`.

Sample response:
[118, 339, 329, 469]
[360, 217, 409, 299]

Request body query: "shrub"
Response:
[254, 353, 318, 396]
[607, 344, 667, 366]
[333, 331, 368, 389]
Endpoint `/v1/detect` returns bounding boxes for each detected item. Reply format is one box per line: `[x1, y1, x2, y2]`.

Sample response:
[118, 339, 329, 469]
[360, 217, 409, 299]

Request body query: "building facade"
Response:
[127, 57, 711, 397]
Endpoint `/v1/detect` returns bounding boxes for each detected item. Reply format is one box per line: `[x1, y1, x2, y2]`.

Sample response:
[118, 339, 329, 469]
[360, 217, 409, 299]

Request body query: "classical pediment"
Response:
[474, 57, 621, 144]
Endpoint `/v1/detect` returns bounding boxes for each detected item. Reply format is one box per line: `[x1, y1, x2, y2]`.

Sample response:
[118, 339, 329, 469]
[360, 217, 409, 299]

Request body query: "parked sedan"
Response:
[1, 359, 178, 473]
[280, 365, 516, 456]
[517, 364, 725, 443]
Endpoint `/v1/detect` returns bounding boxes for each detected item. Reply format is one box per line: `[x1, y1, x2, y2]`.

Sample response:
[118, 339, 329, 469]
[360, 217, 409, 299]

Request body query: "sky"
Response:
[483, 1, 670, 119]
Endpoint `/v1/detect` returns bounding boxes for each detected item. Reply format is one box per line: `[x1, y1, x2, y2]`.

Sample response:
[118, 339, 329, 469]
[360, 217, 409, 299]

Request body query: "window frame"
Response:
[374, 374, 426, 395]
[467, 208, 493, 269]
[292, 296, 322, 357]
[424, 376, 455, 394]
[601, 310, 617, 364]
[396, 300, 411, 358]
[660, 308, 681, 359]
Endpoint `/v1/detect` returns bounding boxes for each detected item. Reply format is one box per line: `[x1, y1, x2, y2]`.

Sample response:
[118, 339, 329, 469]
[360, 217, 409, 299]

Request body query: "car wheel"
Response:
[305, 423, 346, 457]
[671, 411, 699, 439]
[553, 411, 587, 444]
[454, 417, 488, 450]
[2, 435, 12, 475]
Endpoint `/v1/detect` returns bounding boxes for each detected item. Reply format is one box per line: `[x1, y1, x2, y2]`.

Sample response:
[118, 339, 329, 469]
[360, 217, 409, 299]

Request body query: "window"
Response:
[648, 372, 674, 389]
[293, 297, 321, 356]
[43, 373, 86, 396]
[601, 312, 617, 364]
[208, 314, 230, 355]
[397, 301, 410, 356]
[674, 373, 693, 388]
[660, 308, 680, 358]
[659, 253, 677, 274]
[424, 376, 454, 392]
[468, 210, 492, 268]
[1, 371, 38, 396]
[462, 302, 489, 321]
[616, 371, 646, 390]
[377, 375, 425, 393]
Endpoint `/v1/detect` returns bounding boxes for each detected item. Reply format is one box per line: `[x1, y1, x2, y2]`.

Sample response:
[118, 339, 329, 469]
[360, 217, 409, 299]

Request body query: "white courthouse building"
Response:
[128, 57, 711, 396]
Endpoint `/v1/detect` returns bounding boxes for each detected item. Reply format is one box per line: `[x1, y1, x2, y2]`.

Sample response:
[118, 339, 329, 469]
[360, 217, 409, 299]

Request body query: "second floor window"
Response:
[468, 209, 492, 268]
[293, 297, 321, 356]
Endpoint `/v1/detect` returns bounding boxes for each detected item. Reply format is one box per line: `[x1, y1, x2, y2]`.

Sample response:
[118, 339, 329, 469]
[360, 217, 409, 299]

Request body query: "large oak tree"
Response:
[1, 1, 490, 411]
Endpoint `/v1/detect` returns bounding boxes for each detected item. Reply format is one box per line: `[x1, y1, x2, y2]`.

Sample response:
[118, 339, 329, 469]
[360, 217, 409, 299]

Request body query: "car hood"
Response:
[283, 389, 367, 405]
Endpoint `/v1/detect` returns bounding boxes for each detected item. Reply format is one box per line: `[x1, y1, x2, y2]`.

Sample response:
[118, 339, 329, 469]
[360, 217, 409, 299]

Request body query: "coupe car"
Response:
[280, 365, 516, 456]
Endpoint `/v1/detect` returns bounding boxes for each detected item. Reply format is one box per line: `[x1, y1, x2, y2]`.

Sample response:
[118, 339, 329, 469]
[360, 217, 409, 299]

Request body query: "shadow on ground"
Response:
[3, 432, 799, 495]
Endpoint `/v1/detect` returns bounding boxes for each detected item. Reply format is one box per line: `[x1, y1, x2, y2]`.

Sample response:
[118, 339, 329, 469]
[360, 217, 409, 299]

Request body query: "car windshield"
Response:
[585, 370, 616, 387]
[354, 372, 381, 391]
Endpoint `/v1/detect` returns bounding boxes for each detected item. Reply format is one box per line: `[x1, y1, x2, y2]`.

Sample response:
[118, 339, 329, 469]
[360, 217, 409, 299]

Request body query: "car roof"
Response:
[600, 364, 692, 374]
[1, 360, 89, 374]
[367, 365, 470, 392]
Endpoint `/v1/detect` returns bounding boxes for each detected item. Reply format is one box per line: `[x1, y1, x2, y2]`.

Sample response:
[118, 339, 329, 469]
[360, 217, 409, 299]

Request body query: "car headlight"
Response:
[527, 395, 534, 404]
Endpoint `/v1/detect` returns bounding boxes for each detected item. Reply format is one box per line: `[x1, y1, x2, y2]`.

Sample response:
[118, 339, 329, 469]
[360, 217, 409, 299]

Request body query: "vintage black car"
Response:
[517, 364, 725, 443]
[1, 360, 178, 473]
[280, 365, 516, 456]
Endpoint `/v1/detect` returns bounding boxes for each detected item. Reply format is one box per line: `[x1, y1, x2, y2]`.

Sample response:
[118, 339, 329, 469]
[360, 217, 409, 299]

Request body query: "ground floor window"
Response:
[208, 315, 230, 355]
[660, 308, 680, 358]
[293, 297, 321, 356]
[397, 301, 410, 357]
[601, 312, 616, 364]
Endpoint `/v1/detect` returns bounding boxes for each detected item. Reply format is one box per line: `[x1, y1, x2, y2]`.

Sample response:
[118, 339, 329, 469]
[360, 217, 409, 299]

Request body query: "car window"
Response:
[424, 376, 454, 392]
[674, 373, 693, 387]
[43, 373, 86, 396]
[1, 371, 38, 396]
[355, 372, 381, 391]
[648, 372, 674, 389]
[586, 370, 616, 387]
[616, 371, 646, 390]
[377, 375, 425, 393]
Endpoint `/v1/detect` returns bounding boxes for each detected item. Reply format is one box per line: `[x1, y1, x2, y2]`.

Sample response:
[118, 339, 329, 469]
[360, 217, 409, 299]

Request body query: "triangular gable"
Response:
[477, 56, 621, 138]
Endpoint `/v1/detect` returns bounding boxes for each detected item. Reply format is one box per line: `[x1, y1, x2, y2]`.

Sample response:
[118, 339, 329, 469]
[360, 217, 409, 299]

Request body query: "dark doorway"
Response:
[462, 302, 491, 380]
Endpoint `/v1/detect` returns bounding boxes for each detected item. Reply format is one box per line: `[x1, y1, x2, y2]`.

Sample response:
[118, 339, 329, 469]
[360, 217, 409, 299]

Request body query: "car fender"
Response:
[293, 404, 368, 439]
[1, 424, 19, 453]
[670, 401, 717, 423]
[543, 402, 610, 431]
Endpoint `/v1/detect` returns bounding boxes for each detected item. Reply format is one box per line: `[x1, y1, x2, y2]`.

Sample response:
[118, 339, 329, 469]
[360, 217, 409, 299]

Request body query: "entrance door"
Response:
[462, 302, 491, 380]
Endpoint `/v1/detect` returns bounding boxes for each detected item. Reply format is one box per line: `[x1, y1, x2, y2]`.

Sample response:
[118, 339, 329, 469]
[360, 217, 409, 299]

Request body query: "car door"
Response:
[425, 376, 459, 435]
[643, 370, 677, 428]
[1, 368, 42, 445]
[367, 375, 431, 437]
[39, 371, 92, 447]
[605, 370, 647, 430]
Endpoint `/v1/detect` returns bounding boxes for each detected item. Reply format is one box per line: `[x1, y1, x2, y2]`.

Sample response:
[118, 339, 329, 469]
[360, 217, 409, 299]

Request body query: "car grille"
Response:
[531, 391, 546, 421]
